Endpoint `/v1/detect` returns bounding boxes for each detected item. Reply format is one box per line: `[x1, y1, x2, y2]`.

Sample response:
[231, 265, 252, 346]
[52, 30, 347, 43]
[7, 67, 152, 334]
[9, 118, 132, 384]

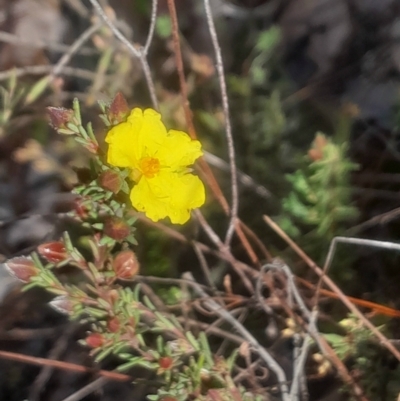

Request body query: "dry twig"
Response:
[88, 0, 158, 109]
[263, 215, 400, 362]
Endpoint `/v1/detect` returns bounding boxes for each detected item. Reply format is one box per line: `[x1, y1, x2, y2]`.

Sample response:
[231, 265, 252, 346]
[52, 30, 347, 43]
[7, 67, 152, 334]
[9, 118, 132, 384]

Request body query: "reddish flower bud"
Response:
[107, 317, 120, 333]
[113, 250, 139, 279]
[38, 241, 67, 263]
[159, 356, 173, 370]
[86, 332, 104, 348]
[73, 198, 88, 219]
[47, 107, 75, 133]
[308, 133, 328, 161]
[49, 296, 74, 315]
[107, 289, 119, 305]
[160, 397, 178, 401]
[107, 92, 130, 124]
[104, 217, 130, 240]
[98, 170, 123, 193]
[4, 256, 38, 283]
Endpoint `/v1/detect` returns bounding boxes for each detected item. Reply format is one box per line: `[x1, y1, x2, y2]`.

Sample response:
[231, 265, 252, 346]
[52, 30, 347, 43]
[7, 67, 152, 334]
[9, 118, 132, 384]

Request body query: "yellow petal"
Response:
[157, 130, 203, 168]
[128, 108, 168, 159]
[130, 172, 205, 224]
[165, 172, 205, 210]
[105, 121, 137, 168]
[105, 108, 168, 168]
[130, 178, 169, 222]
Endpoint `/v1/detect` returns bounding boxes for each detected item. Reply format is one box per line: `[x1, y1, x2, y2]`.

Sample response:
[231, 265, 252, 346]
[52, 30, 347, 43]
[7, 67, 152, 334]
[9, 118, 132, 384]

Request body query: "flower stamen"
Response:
[139, 156, 160, 178]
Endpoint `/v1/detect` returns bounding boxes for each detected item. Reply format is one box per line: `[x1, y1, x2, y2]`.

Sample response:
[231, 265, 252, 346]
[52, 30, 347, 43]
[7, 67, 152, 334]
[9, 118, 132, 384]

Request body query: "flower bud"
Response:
[104, 217, 130, 240]
[86, 141, 99, 154]
[308, 133, 328, 161]
[38, 241, 67, 263]
[107, 317, 120, 333]
[107, 289, 119, 305]
[73, 198, 88, 219]
[159, 356, 173, 370]
[47, 107, 75, 133]
[49, 295, 74, 315]
[113, 250, 139, 279]
[86, 332, 104, 348]
[98, 170, 123, 193]
[107, 92, 130, 124]
[4, 256, 37, 282]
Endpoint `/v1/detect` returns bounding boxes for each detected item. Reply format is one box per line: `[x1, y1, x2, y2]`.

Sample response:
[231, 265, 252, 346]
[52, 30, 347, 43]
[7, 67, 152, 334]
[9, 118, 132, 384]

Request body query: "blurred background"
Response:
[1, 0, 400, 400]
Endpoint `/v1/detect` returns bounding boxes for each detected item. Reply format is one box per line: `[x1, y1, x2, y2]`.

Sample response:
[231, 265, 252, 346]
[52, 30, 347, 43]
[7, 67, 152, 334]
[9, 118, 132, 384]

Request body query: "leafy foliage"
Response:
[279, 133, 359, 256]
[5, 96, 259, 401]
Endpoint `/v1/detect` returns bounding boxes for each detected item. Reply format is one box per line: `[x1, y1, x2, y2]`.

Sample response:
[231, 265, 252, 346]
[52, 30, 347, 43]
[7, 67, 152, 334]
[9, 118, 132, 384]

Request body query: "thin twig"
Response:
[63, 0, 90, 18]
[136, 274, 209, 290]
[323, 237, 400, 275]
[60, 377, 108, 401]
[313, 236, 400, 312]
[166, 0, 196, 139]
[192, 242, 218, 291]
[263, 261, 368, 400]
[0, 65, 100, 82]
[177, 317, 245, 344]
[203, 0, 239, 246]
[216, 307, 248, 357]
[296, 276, 400, 318]
[349, 206, 400, 234]
[255, 268, 275, 317]
[0, 327, 57, 340]
[204, 151, 271, 199]
[0, 31, 98, 56]
[89, 0, 140, 58]
[144, 0, 159, 54]
[88, 0, 158, 109]
[52, 22, 103, 77]
[194, 209, 224, 248]
[30, 324, 80, 401]
[263, 261, 311, 319]
[0, 349, 130, 381]
[194, 210, 255, 294]
[263, 215, 400, 362]
[259, 261, 313, 401]
[240, 220, 273, 262]
[290, 320, 314, 401]
[183, 271, 290, 401]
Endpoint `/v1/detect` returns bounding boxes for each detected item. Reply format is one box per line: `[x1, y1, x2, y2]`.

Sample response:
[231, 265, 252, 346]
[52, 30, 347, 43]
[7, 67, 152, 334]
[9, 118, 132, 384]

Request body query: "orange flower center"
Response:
[139, 156, 160, 178]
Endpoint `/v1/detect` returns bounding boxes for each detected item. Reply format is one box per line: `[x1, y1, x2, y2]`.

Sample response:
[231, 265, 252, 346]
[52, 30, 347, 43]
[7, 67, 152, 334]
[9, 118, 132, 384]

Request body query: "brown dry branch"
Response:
[139, 206, 373, 398]
[259, 261, 368, 401]
[139, 209, 378, 400]
[183, 271, 291, 401]
[263, 215, 400, 362]
[29, 324, 81, 401]
[0, 349, 130, 381]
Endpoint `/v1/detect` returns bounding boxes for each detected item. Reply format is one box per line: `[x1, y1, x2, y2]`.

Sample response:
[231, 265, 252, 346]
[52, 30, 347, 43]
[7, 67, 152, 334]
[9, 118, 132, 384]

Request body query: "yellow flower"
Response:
[105, 108, 205, 224]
